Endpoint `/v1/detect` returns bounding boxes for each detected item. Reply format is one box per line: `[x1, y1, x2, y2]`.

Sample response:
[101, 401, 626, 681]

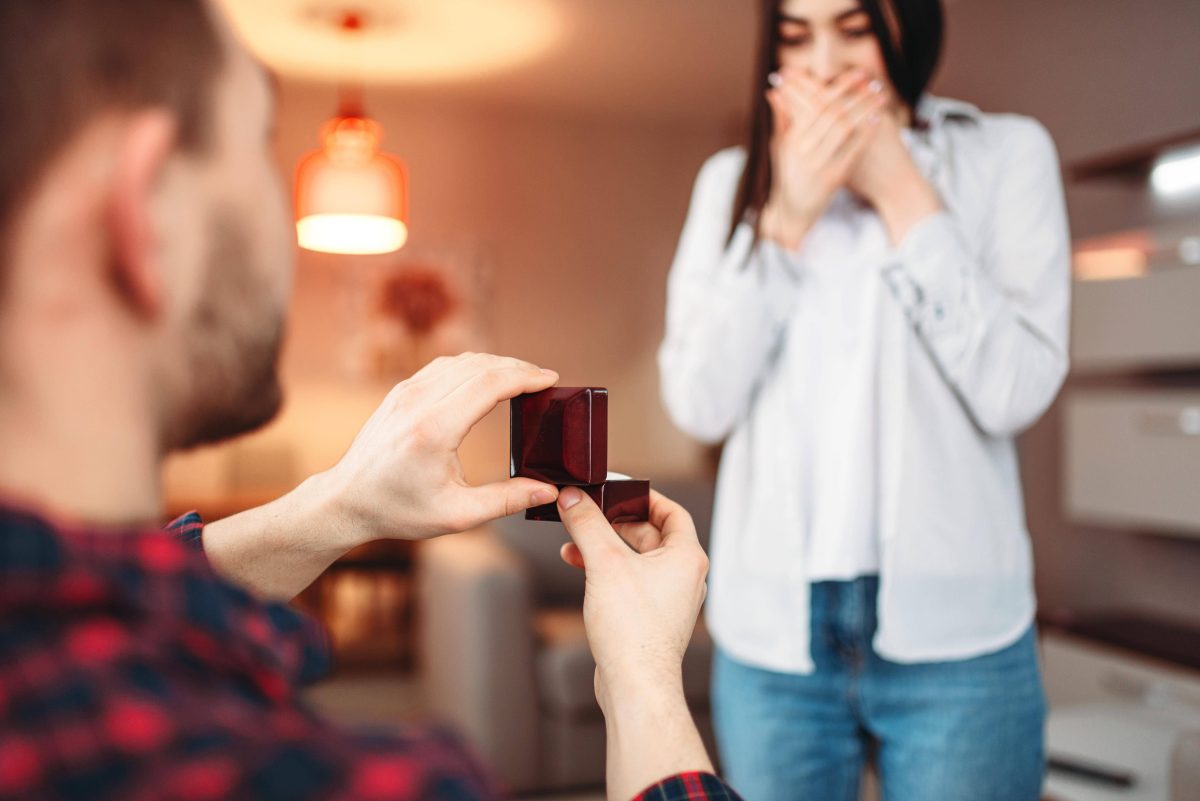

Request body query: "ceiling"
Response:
[216, 0, 758, 122]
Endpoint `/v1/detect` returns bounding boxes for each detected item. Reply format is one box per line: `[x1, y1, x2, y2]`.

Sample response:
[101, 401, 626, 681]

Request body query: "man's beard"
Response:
[166, 210, 286, 451]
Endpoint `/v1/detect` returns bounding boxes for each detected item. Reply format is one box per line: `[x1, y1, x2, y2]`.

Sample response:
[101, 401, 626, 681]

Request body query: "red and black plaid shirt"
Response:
[0, 502, 740, 801]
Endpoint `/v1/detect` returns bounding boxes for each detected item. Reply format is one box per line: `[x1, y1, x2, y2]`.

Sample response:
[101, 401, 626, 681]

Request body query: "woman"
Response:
[657, 0, 1070, 799]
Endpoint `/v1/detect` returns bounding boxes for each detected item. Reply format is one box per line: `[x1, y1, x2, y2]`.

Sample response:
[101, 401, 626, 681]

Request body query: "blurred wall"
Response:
[167, 0, 1200, 628]
[934, 0, 1200, 625]
[166, 85, 739, 505]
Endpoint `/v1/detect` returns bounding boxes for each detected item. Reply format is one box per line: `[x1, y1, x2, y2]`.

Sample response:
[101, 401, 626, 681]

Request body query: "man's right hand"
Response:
[557, 488, 714, 801]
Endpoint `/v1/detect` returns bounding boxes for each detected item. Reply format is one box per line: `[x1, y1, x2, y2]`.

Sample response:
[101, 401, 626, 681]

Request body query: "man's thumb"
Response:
[558, 487, 621, 565]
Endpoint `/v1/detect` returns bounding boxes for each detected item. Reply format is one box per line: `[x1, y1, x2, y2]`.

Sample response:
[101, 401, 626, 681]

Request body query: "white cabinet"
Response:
[1071, 265, 1200, 373]
[1064, 390, 1200, 537]
[1041, 631, 1200, 801]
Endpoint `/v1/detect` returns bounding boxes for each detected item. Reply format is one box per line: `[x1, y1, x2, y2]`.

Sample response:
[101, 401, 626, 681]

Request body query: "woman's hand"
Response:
[760, 67, 885, 250]
[846, 103, 943, 244]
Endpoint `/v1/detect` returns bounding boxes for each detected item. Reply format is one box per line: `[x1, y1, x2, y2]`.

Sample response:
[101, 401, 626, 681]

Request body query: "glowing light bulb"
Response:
[295, 114, 408, 255]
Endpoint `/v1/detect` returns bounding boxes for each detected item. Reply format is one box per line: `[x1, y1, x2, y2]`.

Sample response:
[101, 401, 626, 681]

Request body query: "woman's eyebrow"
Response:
[778, 6, 865, 25]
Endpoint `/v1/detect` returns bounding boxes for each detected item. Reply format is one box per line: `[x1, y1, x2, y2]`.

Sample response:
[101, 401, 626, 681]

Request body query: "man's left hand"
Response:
[324, 352, 561, 543]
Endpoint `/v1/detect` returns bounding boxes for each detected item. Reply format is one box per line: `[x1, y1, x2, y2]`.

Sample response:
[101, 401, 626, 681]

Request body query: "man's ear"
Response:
[108, 110, 179, 320]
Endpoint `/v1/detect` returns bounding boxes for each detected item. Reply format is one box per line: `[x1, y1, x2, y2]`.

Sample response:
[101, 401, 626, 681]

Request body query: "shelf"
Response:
[1068, 127, 1200, 183]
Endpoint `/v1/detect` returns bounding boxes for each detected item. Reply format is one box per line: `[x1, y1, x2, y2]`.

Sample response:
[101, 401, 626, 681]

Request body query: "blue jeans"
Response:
[711, 576, 1045, 801]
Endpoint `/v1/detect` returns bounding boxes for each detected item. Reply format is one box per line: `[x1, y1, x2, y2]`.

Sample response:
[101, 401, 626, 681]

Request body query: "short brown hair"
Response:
[0, 0, 224, 268]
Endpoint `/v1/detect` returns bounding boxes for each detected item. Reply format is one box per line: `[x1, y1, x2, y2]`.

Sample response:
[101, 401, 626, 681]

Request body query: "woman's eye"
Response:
[777, 23, 810, 47]
[842, 26, 873, 39]
[779, 34, 810, 47]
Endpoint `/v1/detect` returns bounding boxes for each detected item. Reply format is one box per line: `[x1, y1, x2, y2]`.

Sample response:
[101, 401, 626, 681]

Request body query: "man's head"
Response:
[0, 0, 293, 453]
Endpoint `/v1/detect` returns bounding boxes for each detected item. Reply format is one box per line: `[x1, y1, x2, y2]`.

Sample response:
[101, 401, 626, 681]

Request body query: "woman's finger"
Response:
[766, 88, 791, 142]
[783, 67, 865, 114]
[812, 90, 885, 164]
[773, 78, 821, 134]
[831, 112, 881, 173]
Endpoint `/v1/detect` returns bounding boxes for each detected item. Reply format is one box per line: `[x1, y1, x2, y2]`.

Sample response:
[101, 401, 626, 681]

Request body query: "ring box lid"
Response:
[510, 387, 608, 486]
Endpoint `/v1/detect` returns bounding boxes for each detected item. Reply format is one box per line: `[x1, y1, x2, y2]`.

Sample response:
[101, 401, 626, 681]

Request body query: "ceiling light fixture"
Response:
[294, 12, 408, 255]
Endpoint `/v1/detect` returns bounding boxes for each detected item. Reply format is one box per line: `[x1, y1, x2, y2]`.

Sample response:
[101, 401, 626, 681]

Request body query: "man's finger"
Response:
[417, 353, 554, 407]
[436, 363, 559, 443]
[399, 352, 485, 398]
[559, 542, 585, 571]
[450, 478, 559, 531]
[558, 487, 626, 566]
[646, 490, 701, 551]
[613, 520, 665, 554]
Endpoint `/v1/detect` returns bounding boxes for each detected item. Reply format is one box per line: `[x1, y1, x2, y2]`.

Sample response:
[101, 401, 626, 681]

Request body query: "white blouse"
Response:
[658, 95, 1071, 674]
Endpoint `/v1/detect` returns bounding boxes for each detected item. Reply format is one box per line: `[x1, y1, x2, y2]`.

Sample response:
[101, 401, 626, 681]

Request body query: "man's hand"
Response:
[557, 488, 714, 801]
[200, 352, 561, 599]
[558, 488, 708, 704]
[324, 352, 561, 542]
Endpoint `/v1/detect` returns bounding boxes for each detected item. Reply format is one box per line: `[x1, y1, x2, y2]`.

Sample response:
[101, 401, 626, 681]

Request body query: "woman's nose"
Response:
[808, 36, 844, 84]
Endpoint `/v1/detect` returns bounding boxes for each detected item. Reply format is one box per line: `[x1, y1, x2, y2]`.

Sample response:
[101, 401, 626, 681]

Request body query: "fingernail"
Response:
[559, 487, 583, 510]
[531, 489, 556, 506]
[869, 79, 884, 93]
[767, 72, 783, 88]
[540, 368, 558, 376]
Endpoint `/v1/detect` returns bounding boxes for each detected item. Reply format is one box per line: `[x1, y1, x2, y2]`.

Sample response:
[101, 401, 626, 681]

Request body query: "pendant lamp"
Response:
[295, 98, 408, 255]
[294, 12, 407, 255]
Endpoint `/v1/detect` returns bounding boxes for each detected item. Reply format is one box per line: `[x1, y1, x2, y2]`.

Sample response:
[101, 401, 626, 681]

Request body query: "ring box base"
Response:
[526, 480, 650, 524]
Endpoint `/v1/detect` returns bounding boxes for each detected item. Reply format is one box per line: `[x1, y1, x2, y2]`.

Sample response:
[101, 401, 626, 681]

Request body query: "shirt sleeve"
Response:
[146, 717, 502, 801]
[658, 149, 802, 444]
[633, 771, 745, 801]
[879, 118, 1071, 438]
[166, 511, 206, 551]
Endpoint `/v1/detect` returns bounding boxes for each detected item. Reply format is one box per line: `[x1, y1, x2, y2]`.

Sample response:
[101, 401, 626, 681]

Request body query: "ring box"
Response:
[510, 387, 608, 486]
[510, 387, 649, 524]
[526, 476, 651, 524]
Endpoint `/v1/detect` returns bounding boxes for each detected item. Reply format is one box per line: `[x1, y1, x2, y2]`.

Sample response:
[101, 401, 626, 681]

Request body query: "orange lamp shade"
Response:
[295, 115, 409, 255]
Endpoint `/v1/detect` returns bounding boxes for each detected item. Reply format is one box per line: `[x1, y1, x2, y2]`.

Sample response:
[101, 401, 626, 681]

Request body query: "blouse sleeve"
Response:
[658, 149, 803, 444]
[880, 118, 1071, 437]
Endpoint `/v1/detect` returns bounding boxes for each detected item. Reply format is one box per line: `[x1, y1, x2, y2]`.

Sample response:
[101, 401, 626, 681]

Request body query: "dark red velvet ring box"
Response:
[510, 386, 649, 523]
[525, 478, 650, 524]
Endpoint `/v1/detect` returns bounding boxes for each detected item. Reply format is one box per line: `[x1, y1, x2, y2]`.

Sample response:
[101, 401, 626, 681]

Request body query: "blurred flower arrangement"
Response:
[339, 243, 491, 380]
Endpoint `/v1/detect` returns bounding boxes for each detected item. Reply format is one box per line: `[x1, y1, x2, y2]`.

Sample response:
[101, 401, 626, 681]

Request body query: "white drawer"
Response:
[1071, 265, 1200, 373]
[1064, 390, 1200, 537]
[1042, 631, 1200, 709]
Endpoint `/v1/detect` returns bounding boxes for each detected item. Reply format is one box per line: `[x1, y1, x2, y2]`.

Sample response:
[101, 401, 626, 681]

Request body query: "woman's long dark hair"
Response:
[729, 0, 945, 242]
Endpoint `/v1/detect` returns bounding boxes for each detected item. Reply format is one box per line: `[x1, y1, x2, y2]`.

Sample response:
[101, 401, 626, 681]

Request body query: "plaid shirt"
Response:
[0, 502, 739, 801]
